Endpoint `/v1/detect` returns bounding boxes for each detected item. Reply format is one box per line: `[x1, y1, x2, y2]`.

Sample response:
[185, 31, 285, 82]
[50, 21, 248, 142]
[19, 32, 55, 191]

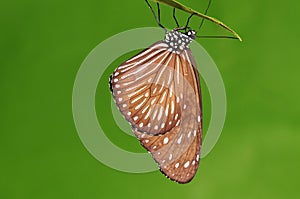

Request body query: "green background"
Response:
[1, 0, 299, 198]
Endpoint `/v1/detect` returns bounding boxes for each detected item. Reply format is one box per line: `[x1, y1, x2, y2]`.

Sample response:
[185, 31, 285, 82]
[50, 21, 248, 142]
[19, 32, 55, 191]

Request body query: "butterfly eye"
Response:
[186, 30, 196, 40]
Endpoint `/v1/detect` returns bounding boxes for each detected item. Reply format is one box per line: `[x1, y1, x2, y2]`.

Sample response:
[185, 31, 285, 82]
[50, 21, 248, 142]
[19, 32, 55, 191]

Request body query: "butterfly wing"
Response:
[110, 42, 183, 135]
[110, 42, 202, 183]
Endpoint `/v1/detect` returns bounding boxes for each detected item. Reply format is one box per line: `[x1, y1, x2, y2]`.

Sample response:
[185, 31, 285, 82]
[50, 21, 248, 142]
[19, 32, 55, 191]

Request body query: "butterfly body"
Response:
[164, 30, 196, 54]
[110, 29, 202, 183]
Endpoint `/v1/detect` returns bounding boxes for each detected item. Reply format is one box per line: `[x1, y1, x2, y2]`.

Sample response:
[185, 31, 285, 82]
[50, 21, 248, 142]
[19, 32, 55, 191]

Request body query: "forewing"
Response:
[110, 42, 183, 135]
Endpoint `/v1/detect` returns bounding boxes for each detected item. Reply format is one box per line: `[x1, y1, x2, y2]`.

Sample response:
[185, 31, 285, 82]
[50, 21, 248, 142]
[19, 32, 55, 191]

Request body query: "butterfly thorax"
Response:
[164, 30, 196, 54]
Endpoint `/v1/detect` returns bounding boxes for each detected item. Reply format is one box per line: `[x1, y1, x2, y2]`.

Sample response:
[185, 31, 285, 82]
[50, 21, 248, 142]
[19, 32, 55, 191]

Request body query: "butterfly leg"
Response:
[184, 13, 195, 31]
[173, 11, 193, 32]
[184, 0, 212, 33]
[173, 8, 180, 28]
[145, 0, 166, 30]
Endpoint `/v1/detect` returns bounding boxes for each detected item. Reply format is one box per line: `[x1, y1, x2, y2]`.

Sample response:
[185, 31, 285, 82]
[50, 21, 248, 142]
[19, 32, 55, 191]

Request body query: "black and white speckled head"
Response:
[163, 30, 196, 54]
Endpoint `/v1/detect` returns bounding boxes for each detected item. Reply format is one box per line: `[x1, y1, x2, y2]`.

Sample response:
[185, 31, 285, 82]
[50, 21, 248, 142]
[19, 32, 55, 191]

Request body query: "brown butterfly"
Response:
[109, 28, 202, 183]
[109, 0, 241, 183]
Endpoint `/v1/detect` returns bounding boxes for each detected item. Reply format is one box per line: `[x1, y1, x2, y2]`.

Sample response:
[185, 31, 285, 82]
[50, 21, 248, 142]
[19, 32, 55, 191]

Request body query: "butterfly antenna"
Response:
[199, 0, 212, 31]
[197, 35, 239, 40]
[196, 0, 238, 40]
[184, 13, 195, 31]
[173, 8, 180, 28]
[145, 0, 166, 31]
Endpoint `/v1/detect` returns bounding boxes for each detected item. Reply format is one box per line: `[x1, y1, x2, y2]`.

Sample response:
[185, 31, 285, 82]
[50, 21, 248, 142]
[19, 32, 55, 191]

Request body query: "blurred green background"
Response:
[1, 0, 299, 198]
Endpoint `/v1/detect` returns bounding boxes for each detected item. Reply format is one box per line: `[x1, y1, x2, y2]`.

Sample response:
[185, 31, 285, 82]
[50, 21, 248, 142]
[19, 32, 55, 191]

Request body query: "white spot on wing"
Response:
[128, 85, 147, 98]
[159, 92, 167, 103]
[114, 72, 120, 76]
[171, 101, 175, 114]
[169, 84, 173, 97]
[131, 94, 143, 104]
[177, 135, 183, 144]
[184, 161, 190, 168]
[157, 107, 164, 121]
[153, 87, 157, 94]
[145, 108, 152, 119]
[135, 98, 147, 110]
[151, 98, 156, 105]
[163, 137, 169, 144]
[165, 103, 169, 116]
[142, 105, 150, 114]
[175, 113, 179, 120]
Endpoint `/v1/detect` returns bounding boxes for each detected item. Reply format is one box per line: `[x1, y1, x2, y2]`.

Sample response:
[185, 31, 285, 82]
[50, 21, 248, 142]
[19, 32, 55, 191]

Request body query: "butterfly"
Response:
[109, 28, 202, 183]
[109, 0, 240, 183]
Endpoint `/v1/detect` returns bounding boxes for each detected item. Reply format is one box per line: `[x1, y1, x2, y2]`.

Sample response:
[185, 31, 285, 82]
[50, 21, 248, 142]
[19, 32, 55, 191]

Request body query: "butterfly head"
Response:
[186, 30, 197, 40]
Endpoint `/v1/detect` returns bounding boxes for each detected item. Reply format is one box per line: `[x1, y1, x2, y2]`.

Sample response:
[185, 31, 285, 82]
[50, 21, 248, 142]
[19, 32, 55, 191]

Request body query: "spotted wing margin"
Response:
[110, 41, 183, 136]
[132, 49, 203, 184]
[133, 125, 201, 184]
